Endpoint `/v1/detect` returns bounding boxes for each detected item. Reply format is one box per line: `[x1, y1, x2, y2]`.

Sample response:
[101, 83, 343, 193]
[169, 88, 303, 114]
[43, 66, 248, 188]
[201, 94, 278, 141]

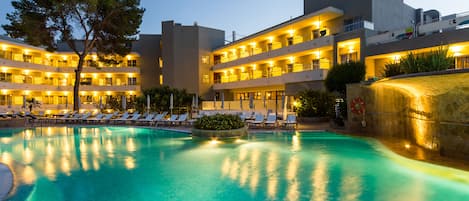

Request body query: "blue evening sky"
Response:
[0, 0, 468, 38]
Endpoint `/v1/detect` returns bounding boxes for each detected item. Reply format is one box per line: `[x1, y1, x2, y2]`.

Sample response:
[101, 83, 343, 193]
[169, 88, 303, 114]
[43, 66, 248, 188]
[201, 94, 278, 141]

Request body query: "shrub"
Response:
[194, 114, 245, 130]
[325, 62, 366, 95]
[384, 62, 404, 77]
[399, 47, 454, 74]
[296, 90, 335, 118]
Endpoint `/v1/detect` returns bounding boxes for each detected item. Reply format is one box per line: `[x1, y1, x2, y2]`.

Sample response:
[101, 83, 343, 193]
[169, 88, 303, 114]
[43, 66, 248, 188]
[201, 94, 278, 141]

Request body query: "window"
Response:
[80, 95, 93, 104]
[58, 96, 68, 104]
[456, 56, 469, 69]
[43, 96, 54, 104]
[202, 74, 210, 84]
[159, 75, 163, 85]
[201, 56, 210, 64]
[312, 59, 320, 70]
[214, 55, 221, 65]
[287, 37, 294, 46]
[287, 64, 294, 73]
[267, 43, 273, 51]
[23, 54, 32, 63]
[0, 95, 11, 105]
[105, 77, 112, 86]
[44, 77, 53, 85]
[312, 29, 320, 39]
[80, 77, 92, 85]
[127, 59, 137, 67]
[159, 57, 163, 68]
[128, 77, 137, 85]
[340, 53, 358, 64]
[0, 73, 12, 82]
[86, 59, 98, 67]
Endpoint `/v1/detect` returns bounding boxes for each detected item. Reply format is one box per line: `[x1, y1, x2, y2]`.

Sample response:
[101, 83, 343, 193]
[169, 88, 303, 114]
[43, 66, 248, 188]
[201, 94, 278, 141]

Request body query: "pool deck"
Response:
[0, 163, 13, 200]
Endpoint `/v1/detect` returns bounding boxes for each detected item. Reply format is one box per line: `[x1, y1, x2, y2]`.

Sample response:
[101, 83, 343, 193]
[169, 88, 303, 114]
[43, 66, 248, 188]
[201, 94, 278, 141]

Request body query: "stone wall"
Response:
[347, 72, 469, 160]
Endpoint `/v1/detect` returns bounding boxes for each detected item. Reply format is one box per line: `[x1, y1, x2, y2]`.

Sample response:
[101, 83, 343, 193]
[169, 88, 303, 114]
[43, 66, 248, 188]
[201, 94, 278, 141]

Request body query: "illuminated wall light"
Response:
[450, 46, 463, 53]
[93, 91, 98, 96]
[126, 55, 132, 60]
[92, 54, 97, 60]
[23, 49, 30, 55]
[239, 46, 246, 50]
[80, 73, 85, 78]
[1, 89, 8, 95]
[230, 69, 234, 74]
[391, 55, 401, 62]
[46, 91, 51, 96]
[289, 56, 295, 63]
[23, 70, 30, 75]
[63, 91, 69, 96]
[288, 29, 295, 37]
[268, 61, 274, 67]
[223, 70, 227, 75]
[1, 67, 7, 73]
[62, 55, 68, 60]
[24, 90, 31, 95]
[45, 54, 51, 58]
[240, 67, 245, 72]
[252, 64, 257, 70]
[314, 51, 321, 59]
[106, 73, 112, 78]
[348, 46, 355, 53]
[45, 72, 52, 77]
[92, 73, 98, 78]
[313, 21, 321, 28]
[63, 73, 69, 78]
[1, 45, 7, 51]
[128, 73, 134, 77]
[250, 42, 257, 47]
[267, 36, 274, 43]
[106, 91, 112, 95]
[128, 91, 135, 95]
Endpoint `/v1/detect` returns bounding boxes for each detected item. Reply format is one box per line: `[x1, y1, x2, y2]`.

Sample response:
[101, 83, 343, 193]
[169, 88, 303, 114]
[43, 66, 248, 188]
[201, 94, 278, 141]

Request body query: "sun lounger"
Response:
[161, 114, 178, 126]
[249, 114, 264, 127]
[111, 112, 131, 124]
[172, 113, 188, 126]
[124, 113, 142, 124]
[283, 114, 298, 129]
[86, 113, 104, 124]
[152, 112, 168, 126]
[264, 113, 277, 127]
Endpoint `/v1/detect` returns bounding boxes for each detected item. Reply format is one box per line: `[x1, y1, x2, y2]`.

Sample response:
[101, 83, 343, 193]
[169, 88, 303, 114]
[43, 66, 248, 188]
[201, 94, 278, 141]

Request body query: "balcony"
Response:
[81, 85, 140, 92]
[213, 69, 328, 90]
[213, 35, 334, 71]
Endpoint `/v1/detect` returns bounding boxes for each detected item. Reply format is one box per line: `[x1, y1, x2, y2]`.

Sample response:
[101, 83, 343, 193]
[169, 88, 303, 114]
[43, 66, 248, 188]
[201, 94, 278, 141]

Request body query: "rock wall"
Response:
[347, 72, 469, 160]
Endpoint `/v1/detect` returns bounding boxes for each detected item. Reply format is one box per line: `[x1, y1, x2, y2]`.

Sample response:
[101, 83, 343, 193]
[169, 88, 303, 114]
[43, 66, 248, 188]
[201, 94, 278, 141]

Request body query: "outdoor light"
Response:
[405, 144, 411, 149]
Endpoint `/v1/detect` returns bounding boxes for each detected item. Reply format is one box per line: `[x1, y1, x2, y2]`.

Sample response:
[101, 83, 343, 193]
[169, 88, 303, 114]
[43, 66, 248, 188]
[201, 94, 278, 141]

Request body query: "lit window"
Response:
[202, 74, 209, 84]
[159, 75, 163, 85]
[201, 56, 209, 64]
[159, 57, 163, 68]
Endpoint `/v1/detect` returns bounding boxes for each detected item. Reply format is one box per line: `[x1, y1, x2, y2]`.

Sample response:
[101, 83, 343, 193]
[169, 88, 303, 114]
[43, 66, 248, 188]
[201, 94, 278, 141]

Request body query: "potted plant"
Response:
[192, 114, 247, 138]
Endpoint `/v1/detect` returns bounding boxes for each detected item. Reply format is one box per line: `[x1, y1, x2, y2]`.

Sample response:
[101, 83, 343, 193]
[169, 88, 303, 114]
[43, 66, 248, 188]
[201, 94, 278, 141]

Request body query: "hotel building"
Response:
[0, 0, 468, 114]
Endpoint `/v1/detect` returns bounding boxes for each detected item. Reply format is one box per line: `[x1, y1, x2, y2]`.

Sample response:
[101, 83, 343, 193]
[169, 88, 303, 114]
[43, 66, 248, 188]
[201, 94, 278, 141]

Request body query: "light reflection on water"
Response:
[0, 127, 468, 201]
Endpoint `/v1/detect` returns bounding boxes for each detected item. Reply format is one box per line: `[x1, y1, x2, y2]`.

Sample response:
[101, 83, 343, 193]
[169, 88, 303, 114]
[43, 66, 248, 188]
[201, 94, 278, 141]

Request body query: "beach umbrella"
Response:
[263, 94, 266, 109]
[147, 94, 151, 112]
[22, 95, 26, 109]
[122, 96, 126, 111]
[213, 95, 216, 110]
[239, 96, 243, 110]
[195, 93, 199, 109]
[169, 93, 174, 115]
[221, 92, 225, 109]
[283, 95, 288, 120]
[191, 95, 196, 109]
[99, 96, 103, 110]
[249, 93, 254, 110]
[7, 96, 11, 109]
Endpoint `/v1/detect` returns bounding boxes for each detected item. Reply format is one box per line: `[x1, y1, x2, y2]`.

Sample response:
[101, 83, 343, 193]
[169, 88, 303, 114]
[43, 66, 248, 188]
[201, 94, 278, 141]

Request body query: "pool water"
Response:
[0, 127, 468, 201]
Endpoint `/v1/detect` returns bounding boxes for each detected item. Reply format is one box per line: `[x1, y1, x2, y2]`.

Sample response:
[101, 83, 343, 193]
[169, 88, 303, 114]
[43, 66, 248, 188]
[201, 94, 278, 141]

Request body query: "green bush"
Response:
[194, 114, 245, 130]
[325, 62, 366, 94]
[134, 86, 196, 112]
[384, 62, 404, 77]
[296, 90, 335, 118]
[399, 47, 454, 74]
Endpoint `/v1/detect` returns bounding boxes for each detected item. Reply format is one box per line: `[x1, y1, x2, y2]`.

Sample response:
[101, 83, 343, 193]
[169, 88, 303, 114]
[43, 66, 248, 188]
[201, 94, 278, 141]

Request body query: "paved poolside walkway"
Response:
[0, 163, 13, 200]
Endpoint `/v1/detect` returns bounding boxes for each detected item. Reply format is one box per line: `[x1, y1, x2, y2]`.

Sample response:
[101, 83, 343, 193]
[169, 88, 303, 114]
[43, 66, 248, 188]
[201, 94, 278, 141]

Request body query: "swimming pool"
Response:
[0, 127, 468, 201]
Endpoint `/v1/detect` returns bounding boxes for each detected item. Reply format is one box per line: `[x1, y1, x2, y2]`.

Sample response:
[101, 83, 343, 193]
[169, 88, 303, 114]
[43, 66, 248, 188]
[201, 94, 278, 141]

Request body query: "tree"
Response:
[296, 90, 335, 118]
[134, 86, 194, 113]
[3, 0, 145, 111]
[324, 62, 366, 95]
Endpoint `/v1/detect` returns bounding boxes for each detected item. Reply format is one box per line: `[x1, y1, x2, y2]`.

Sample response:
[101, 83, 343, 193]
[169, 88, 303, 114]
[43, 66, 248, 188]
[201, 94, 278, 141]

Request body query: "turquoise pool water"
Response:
[0, 127, 468, 201]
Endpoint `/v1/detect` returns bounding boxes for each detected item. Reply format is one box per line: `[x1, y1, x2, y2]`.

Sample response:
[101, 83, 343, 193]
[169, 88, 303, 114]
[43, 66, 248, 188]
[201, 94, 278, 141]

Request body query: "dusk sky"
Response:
[0, 0, 468, 38]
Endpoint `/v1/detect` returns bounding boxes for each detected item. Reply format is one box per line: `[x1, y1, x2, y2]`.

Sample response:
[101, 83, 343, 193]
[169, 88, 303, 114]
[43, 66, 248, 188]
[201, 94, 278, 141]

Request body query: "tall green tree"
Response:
[324, 62, 366, 95]
[3, 0, 145, 111]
